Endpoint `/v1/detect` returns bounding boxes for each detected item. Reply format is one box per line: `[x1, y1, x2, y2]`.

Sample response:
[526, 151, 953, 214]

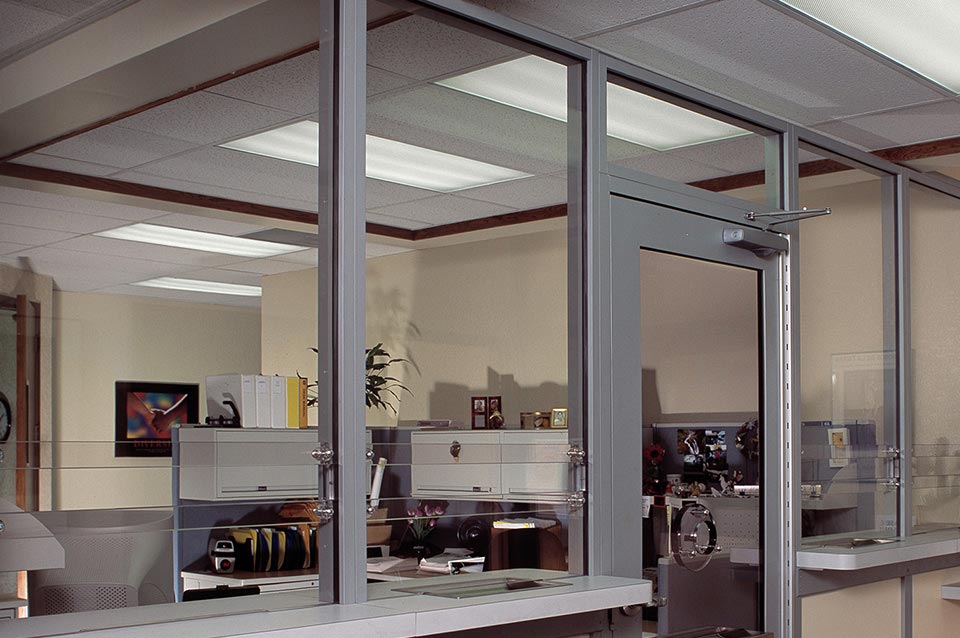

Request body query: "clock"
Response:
[0, 391, 11, 443]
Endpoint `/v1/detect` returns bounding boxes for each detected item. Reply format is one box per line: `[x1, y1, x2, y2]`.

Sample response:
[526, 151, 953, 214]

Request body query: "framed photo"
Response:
[550, 408, 568, 429]
[115, 381, 199, 457]
[471, 396, 487, 429]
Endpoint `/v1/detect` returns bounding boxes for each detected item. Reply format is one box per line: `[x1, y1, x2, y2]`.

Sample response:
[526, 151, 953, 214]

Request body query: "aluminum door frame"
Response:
[598, 173, 788, 636]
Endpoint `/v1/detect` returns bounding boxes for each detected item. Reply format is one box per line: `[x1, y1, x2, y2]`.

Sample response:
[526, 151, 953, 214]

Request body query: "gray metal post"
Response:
[317, 0, 367, 605]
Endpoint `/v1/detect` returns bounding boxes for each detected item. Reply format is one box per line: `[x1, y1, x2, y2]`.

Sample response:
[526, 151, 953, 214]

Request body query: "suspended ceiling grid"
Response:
[1, 0, 959, 303]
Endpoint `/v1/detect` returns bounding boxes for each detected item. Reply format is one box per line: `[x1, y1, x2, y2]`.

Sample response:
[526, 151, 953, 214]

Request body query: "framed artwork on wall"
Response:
[115, 381, 199, 457]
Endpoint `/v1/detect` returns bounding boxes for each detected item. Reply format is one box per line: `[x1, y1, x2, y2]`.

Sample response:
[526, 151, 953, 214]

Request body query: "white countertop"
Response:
[797, 528, 960, 571]
[5, 570, 652, 638]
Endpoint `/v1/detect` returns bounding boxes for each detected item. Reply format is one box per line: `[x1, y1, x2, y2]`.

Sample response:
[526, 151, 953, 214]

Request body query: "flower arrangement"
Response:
[406, 500, 447, 542]
[643, 443, 666, 495]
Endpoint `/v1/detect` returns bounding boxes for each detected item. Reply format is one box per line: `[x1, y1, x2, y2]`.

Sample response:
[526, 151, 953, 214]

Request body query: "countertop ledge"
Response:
[797, 529, 960, 571]
[5, 572, 652, 638]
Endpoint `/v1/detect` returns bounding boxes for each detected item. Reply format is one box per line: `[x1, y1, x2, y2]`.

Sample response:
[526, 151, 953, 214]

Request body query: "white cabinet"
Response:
[411, 430, 569, 502]
[177, 427, 318, 501]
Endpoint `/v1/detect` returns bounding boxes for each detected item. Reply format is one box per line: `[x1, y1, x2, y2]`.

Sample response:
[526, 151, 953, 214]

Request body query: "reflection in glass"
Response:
[909, 184, 960, 534]
[364, 2, 576, 588]
[797, 146, 897, 539]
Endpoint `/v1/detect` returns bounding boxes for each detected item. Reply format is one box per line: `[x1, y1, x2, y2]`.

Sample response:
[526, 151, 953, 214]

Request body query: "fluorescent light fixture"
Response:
[436, 56, 750, 150]
[222, 123, 532, 192]
[780, 0, 960, 93]
[133, 277, 261, 297]
[95, 223, 305, 258]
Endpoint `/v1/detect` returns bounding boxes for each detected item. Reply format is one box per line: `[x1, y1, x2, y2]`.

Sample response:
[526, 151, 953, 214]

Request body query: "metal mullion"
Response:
[318, 0, 367, 605]
[586, 50, 611, 577]
[796, 127, 901, 178]
[783, 123, 801, 638]
[907, 170, 960, 201]
[896, 171, 912, 541]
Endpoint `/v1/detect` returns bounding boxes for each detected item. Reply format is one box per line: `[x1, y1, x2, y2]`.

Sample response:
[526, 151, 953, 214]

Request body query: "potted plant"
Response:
[306, 343, 411, 412]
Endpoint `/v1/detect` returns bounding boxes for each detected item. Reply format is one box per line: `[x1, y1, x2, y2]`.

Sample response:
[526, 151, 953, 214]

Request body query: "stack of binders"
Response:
[205, 374, 310, 428]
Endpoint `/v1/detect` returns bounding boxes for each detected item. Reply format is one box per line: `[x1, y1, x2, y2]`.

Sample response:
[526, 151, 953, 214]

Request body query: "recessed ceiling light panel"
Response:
[436, 55, 750, 150]
[781, 0, 960, 93]
[222, 125, 531, 192]
[133, 277, 262, 297]
[95, 223, 305, 258]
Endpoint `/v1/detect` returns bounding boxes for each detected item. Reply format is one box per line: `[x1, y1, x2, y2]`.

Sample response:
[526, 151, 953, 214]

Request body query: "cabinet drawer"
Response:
[501, 462, 568, 502]
[411, 463, 501, 499]
[411, 431, 500, 465]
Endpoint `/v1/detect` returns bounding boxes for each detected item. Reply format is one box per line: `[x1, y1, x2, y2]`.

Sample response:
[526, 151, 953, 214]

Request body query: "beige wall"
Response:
[639, 250, 759, 416]
[262, 230, 568, 427]
[800, 578, 901, 638]
[52, 291, 260, 510]
[797, 176, 887, 425]
[913, 566, 960, 638]
[261, 226, 760, 427]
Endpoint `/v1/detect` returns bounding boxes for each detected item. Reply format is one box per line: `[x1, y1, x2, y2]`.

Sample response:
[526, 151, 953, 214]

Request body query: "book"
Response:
[270, 375, 286, 429]
[298, 377, 308, 428]
[285, 377, 300, 429]
[255, 375, 271, 428]
[366, 556, 419, 573]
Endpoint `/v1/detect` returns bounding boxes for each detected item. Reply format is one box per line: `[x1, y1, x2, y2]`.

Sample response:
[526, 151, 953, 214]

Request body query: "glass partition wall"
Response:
[363, 1, 584, 593]
[796, 144, 899, 541]
[909, 183, 960, 534]
[0, 1, 334, 623]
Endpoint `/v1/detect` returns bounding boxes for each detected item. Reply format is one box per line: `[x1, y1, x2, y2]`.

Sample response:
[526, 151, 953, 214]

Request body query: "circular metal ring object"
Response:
[670, 502, 720, 572]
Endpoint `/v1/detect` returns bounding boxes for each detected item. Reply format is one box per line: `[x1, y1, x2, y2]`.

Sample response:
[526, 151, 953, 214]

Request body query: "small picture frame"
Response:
[550, 408, 568, 429]
[471, 396, 488, 430]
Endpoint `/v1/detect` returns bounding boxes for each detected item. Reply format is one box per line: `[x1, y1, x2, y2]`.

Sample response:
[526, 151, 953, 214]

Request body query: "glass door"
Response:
[605, 187, 785, 637]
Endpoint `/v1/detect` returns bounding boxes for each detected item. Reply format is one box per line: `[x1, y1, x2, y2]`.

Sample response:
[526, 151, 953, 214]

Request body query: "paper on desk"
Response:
[492, 517, 557, 529]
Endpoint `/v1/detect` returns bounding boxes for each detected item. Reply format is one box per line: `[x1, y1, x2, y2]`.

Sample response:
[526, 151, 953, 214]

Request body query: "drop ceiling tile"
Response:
[13, 0, 107, 18]
[368, 15, 518, 81]
[665, 134, 768, 175]
[221, 258, 314, 275]
[12, 153, 121, 176]
[365, 211, 428, 230]
[368, 66, 419, 97]
[0, 2, 64, 56]
[149, 213, 267, 237]
[35, 123, 196, 169]
[813, 100, 960, 150]
[585, 0, 945, 125]
[0, 203, 128, 233]
[126, 146, 319, 203]
[97, 283, 261, 308]
[0, 241, 31, 255]
[467, 0, 705, 38]
[611, 152, 735, 184]
[457, 174, 567, 210]
[365, 178, 435, 209]
[368, 84, 567, 174]
[270, 247, 317, 265]
[206, 51, 320, 116]
[366, 243, 413, 259]
[0, 222, 76, 245]
[114, 91, 297, 145]
[0, 185, 165, 221]
[369, 194, 514, 226]
[50, 235, 243, 267]
[0, 245, 193, 291]
[114, 171, 319, 213]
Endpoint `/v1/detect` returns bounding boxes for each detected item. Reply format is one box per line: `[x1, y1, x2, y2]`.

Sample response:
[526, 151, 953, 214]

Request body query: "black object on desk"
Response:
[182, 584, 260, 602]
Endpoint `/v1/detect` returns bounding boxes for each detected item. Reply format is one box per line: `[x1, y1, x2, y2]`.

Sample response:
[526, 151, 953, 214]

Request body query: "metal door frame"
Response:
[596, 170, 789, 636]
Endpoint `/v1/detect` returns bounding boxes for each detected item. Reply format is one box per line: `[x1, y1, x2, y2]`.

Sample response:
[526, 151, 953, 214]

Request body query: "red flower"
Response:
[643, 444, 665, 465]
